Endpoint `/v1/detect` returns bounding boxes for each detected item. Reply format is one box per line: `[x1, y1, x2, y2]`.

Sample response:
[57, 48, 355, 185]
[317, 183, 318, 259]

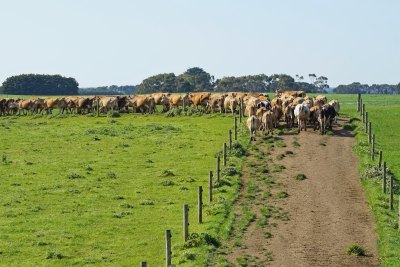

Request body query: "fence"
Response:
[357, 94, 399, 227]
[140, 112, 244, 266]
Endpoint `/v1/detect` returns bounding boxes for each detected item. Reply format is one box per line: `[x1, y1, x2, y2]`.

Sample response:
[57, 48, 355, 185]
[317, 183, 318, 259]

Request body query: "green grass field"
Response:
[2, 93, 400, 266]
[0, 113, 247, 266]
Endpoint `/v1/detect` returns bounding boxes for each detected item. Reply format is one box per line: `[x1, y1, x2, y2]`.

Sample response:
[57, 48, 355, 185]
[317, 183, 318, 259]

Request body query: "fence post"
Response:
[234, 117, 238, 141]
[365, 112, 368, 133]
[379, 150, 383, 169]
[209, 171, 213, 203]
[223, 143, 227, 166]
[239, 101, 242, 123]
[241, 99, 244, 117]
[368, 122, 372, 144]
[357, 93, 361, 112]
[198, 186, 203, 224]
[362, 104, 365, 123]
[217, 155, 220, 182]
[398, 195, 400, 230]
[360, 98, 363, 116]
[383, 161, 387, 193]
[140, 262, 147, 267]
[97, 97, 100, 117]
[165, 230, 172, 267]
[229, 130, 232, 151]
[371, 134, 375, 160]
[183, 204, 189, 242]
[390, 175, 394, 210]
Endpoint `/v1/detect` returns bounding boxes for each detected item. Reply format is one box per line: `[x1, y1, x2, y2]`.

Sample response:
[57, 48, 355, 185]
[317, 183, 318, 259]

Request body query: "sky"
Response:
[0, 0, 399, 87]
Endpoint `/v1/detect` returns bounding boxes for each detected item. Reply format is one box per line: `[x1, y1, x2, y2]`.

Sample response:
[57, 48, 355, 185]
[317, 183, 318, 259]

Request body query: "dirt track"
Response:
[223, 118, 379, 266]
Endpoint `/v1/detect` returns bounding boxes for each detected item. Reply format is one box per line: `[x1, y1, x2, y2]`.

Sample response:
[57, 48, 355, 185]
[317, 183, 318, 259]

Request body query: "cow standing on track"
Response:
[246, 115, 260, 142]
[294, 103, 310, 133]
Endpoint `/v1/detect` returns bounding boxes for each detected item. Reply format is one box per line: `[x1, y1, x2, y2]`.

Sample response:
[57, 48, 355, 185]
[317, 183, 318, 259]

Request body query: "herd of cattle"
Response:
[0, 91, 339, 138]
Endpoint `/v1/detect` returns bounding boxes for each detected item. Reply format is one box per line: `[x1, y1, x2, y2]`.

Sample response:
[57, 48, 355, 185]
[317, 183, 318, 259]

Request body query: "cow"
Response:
[129, 95, 155, 114]
[224, 95, 237, 115]
[246, 115, 260, 142]
[309, 106, 321, 131]
[328, 99, 340, 123]
[169, 93, 190, 109]
[18, 99, 34, 115]
[190, 92, 211, 110]
[314, 95, 327, 107]
[160, 94, 170, 112]
[283, 103, 295, 129]
[99, 96, 118, 113]
[319, 105, 337, 135]
[244, 96, 260, 116]
[209, 94, 226, 113]
[44, 98, 68, 114]
[294, 103, 310, 133]
[262, 110, 274, 135]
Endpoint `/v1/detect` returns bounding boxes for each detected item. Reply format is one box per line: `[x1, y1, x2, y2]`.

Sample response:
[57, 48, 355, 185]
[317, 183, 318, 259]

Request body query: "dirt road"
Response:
[222, 119, 379, 266]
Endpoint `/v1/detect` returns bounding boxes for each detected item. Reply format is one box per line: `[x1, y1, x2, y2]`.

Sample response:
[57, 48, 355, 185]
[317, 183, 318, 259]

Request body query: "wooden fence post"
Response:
[140, 261, 147, 267]
[217, 155, 220, 182]
[379, 150, 383, 169]
[390, 175, 394, 210]
[362, 104, 365, 123]
[223, 143, 227, 166]
[209, 171, 213, 203]
[198, 186, 203, 224]
[365, 112, 368, 133]
[360, 98, 363, 116]
[371, 134, 375, 160]
[165, 230, 172, 267]
[239, 101, 242, 123]
[229, 130, 232, 151]
[398, 195, 400, 230]
[383, 161, 387, 193]
[368, 122, 372, 144]
[97, 97, 100, 117]
[357, 94, 361, 112]
[241, 99, 244, 118]
[234, 117, 238, 141]
[183, 204, 189, 242]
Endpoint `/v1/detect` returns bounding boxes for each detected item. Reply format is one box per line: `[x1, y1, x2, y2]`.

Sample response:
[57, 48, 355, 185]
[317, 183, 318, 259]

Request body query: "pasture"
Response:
[0, 113, 246, 266]
[1, 92, 400, 265]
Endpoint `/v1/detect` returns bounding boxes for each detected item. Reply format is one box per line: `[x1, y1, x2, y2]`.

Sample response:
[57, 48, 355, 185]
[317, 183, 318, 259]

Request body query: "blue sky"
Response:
[1, 0, 399, 87]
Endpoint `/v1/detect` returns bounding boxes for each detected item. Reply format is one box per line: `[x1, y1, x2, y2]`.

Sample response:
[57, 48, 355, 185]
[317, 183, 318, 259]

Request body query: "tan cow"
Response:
[262, 110, 274, 135]
[18, 99, 34, 115]
[246, 115, 260, 142]
[190, 92, 211, 110]
[209, 93, 226, 113]
[224, 95, 237, 115]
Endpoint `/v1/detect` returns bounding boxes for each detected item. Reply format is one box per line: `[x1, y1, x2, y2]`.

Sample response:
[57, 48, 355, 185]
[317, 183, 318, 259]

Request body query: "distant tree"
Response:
[178, 67, 213, 92]
[309, 74, 317, 84]
[314, 76, 329, 92]
[2, 74, 78, 95]
[136, 73, 176, 94]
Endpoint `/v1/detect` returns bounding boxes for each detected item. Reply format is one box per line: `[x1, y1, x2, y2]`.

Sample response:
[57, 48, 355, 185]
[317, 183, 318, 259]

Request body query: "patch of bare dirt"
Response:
[221, 119, 379, 266]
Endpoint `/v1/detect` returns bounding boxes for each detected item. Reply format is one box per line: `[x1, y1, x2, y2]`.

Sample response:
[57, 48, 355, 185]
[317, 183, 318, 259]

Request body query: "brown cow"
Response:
[246, 115, 260, 142]
[190, 92, 211, 110]
[209, 94, 226, 113]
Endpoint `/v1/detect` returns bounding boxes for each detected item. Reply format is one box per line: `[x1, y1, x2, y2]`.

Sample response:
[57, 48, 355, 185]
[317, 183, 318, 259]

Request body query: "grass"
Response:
[295, 174, 307, 181]
[0, 113, 247, 266]
[346, 244, 366, 256]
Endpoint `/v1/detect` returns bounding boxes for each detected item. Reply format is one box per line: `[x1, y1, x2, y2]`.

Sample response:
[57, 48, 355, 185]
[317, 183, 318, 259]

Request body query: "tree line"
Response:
[1, 70, 399, 95]
[1, 74, 79, 95]
[135, 68, 333, 94]
[334, 82, 400, 94]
